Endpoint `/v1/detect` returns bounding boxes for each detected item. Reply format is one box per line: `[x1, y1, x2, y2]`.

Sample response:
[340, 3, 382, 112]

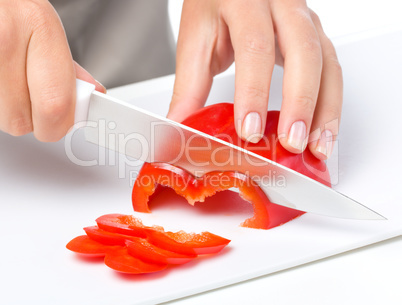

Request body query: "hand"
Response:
[0, 0, 104, 142]
[167, 0, 342, 160]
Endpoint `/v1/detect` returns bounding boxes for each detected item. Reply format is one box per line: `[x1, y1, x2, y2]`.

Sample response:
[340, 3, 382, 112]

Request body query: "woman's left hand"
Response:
[168, 0, 343, 160]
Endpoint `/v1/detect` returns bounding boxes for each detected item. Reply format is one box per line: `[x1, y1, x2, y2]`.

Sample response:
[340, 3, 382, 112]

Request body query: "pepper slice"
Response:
[66, 235, 118, 257]
[146, 229, 231, 255]
[84, 226, 137, 246]
[104, 247, 168, 274]
[132, 104, 331, 229]
[126, 238, 197, 265]
[165, 231, 231, 255]
[96, 213, 165, 238]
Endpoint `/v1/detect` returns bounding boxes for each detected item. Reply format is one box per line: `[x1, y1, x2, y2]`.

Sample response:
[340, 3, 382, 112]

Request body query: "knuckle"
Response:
[317, 36, 342, 76]
[301, 38, 322, 61]
[326, 56, 342, 75]
[172, 91, 201, 107]
[323, 49, 342, 76]
[309, 9, 321, 25]
[322, 104, 342, 120]
[237, 84, 269, 101]
[284, 9, 322, 63]
[241, 34, 275, 60]
[289, 95, 317, 113]
[24, 0, 57, 34]
[25, 0, 53, 20]
[6, 117, 33, 137]
[37, 92, 72, 121]
[0, 0, 56, 55]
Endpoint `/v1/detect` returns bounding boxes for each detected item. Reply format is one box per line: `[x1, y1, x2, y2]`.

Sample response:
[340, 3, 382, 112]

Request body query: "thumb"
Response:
[74, 61, 107, 93]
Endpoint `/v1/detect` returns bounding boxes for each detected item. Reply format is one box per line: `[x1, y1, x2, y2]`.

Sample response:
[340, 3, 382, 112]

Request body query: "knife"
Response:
[74, 79, 385, 220]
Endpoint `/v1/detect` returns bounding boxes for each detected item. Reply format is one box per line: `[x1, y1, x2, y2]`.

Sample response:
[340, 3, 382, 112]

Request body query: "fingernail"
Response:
[315, 129, 333, 159]
[241, 112, 262, 143]
[95, 80, 107, 93]
[287, 121, 307, 151]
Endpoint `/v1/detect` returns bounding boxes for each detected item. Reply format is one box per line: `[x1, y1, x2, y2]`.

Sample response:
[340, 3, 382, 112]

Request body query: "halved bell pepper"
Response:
[132, 103, 331, 229]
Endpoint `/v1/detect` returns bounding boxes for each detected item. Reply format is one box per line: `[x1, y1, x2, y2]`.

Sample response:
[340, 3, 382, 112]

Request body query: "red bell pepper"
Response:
[132, 103, 331, 229]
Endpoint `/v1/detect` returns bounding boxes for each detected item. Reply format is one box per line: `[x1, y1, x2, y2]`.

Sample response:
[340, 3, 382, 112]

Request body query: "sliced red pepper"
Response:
[66, 235, 117, 257]
[94, 214, 231, 254]
[146, 230, 198, 256]
[67, 214, 231, 274]
[125, 238, 197, 265]
[96, 213, 163, 238]
[165, 231, 231, 255]
[145, 230, 230, 256]
[83, 226, 138, 246]
[84, 225, 198, 260]
[104, 247, 168, 274]
[132, 104, 331, 230]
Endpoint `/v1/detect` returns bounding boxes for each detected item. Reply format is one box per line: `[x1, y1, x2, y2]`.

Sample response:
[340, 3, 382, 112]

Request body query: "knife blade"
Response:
[74, 80, 385, 220]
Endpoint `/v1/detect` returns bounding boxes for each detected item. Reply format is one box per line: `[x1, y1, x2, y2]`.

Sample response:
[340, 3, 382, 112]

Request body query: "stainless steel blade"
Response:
[84, 91, 385, 220]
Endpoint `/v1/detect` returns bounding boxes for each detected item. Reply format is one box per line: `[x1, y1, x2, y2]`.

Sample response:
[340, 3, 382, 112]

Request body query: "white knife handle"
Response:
[74, 79, 96, 124]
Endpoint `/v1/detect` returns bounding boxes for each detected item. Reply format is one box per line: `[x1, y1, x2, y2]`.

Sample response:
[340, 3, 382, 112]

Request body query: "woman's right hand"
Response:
[0, 0, 104, 142]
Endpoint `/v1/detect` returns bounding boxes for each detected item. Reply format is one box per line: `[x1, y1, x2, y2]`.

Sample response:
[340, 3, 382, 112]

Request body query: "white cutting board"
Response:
[0, 28, 401, 305]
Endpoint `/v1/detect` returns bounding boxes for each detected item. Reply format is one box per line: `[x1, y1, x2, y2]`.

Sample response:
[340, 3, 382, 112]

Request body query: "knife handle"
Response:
[74, 79, 96, 124]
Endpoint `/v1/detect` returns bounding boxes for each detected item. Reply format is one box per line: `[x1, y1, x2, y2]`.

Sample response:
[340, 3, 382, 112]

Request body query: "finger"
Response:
[75, 62, 107, 94]
[221, 0, 275, 143]
[0, 14, 32, 136]
[168, 0, 230, 122]
[26, 3, 77, 142]
[271, 1, 323, 153]
[308, 10, 343, 160]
